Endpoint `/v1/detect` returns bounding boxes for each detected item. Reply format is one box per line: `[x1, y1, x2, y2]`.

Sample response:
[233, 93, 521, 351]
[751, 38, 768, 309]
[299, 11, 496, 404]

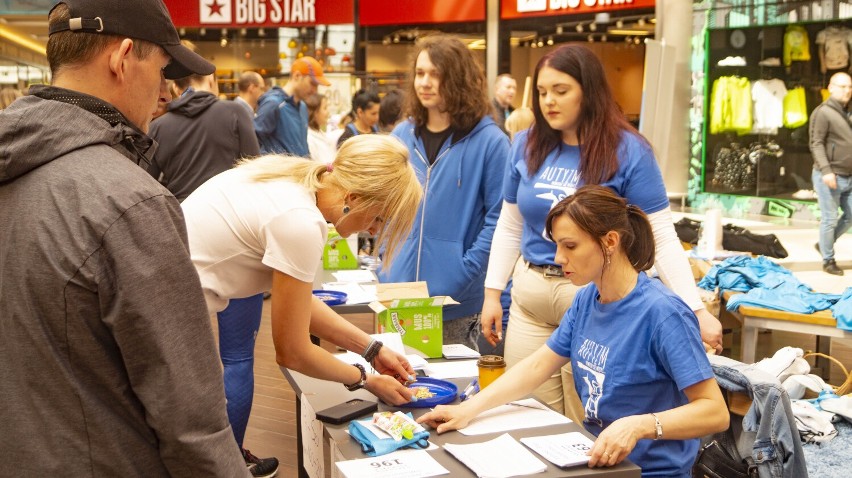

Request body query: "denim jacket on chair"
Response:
[708, 355, 808, 478]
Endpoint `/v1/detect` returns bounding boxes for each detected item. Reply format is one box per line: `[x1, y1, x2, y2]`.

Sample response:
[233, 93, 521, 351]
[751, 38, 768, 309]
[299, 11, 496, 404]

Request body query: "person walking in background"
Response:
[420, 185, 728, 477]
[380, 34, 510, 351]
[235, 70, 265, 115]
[379, 88, 405, 132]
[254, 56, 329, 156]
[480, 44, 723, 421]
[0, 1, 250, 476]
[148, 41, 260, 202]
[809, 72, 852, 276]
[305, 93, 336, 163]
[492, 73, 517, 134]
[336, 88, 381, 148]
[181, 136, 423, 452]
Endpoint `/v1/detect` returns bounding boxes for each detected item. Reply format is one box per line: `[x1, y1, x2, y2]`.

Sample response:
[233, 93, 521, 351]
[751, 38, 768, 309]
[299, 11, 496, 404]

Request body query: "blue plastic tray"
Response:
[312, 290, 348, 306]
[399, 377, 458, 408]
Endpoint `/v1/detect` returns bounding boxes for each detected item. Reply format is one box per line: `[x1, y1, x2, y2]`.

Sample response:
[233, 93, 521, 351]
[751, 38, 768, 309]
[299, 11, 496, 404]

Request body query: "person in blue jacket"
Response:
[379, 34, 510, 350]
[254, 56, 330, 157]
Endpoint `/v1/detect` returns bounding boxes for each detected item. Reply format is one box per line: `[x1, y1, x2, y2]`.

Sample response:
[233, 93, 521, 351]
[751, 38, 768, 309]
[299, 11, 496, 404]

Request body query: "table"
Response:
[721, 291, 852, 377]
[283, 367, 640, 478]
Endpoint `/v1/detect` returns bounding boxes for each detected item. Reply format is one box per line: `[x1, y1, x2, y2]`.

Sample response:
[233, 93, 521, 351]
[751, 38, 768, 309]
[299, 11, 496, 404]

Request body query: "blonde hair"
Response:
[505, 107, 534, 141]
[237, 134, 422, 269]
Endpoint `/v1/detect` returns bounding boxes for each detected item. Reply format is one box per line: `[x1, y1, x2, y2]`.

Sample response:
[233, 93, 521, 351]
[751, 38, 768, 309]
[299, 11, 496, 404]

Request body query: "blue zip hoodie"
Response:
[253, 86, 309, 157]
[380, 115, 509, 321]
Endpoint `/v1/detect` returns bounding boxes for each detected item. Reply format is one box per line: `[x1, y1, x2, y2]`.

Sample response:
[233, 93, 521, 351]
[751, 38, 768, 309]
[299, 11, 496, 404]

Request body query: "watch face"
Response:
[730, 30, 746, 49]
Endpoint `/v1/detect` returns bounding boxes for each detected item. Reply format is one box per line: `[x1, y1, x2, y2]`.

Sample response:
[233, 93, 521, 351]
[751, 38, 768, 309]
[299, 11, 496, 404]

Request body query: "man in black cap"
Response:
[0, 1, 252, 476]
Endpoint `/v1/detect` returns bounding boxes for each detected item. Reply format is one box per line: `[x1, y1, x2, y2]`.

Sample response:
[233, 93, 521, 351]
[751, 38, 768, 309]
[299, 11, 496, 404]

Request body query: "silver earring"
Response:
[606, 253, 611, 265]
[342, 205, 350, 215]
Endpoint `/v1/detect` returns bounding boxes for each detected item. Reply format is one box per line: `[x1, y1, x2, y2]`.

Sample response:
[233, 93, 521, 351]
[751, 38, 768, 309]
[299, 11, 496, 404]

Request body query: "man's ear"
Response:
[108, 38, 135, 81]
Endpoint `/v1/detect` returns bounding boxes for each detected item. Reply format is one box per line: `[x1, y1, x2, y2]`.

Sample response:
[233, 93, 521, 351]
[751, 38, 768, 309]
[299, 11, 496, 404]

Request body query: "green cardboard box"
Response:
[370, 282, 458, 358]
[323, 227, 359, 270]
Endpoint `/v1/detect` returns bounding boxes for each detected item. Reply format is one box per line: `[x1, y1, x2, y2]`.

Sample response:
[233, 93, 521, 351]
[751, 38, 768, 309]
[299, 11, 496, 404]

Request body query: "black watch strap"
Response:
[344, 363, 367, 391]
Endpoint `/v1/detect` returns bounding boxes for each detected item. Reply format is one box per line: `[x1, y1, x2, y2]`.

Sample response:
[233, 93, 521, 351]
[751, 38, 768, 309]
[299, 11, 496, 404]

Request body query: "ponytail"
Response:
[624, 204, 655, 272]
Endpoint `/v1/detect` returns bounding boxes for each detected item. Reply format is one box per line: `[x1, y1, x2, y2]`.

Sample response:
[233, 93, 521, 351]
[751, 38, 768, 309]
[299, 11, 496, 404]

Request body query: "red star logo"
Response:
[207, 0, 225, 17]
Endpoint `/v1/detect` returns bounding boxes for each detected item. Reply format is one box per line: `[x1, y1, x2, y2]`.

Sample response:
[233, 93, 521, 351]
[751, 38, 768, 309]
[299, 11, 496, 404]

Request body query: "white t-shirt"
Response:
[182, 168, 328, 312]
[751, 79, 788, 135]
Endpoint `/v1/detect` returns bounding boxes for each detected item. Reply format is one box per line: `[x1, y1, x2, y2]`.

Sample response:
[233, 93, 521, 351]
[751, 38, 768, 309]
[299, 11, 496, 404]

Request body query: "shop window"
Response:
[702, 20, 852, 201]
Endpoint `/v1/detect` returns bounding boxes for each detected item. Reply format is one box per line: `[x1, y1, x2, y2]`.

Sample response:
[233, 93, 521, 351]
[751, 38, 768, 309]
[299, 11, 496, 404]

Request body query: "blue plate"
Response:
[313, 290, 348, 306]
[400, 377, 458, 408]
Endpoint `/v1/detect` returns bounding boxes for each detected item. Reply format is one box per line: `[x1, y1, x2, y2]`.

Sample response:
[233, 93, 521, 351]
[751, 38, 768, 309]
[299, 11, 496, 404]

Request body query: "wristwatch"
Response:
[650, 412, 663, 440]
[344, 363, 367, 391]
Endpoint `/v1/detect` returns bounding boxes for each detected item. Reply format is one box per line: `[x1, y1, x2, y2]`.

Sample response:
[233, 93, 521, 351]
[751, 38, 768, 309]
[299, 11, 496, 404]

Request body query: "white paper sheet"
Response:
[520, 432, 594, 468]
[332, 269, 378, 283]
[423, 360, 479, 379]
[443, 433, 547, 478]
[442, 343, 481, 359]
[335, 449, 449, 478]
[323, 282, 378, 304]
[458, 398, 572, 436]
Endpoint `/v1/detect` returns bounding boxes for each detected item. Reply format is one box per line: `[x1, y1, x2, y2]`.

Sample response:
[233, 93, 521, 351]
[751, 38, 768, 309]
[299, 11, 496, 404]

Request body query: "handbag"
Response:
[721, 224, 788, 258]
[693, 438, 758, 478]
[348, 412, 430, 457]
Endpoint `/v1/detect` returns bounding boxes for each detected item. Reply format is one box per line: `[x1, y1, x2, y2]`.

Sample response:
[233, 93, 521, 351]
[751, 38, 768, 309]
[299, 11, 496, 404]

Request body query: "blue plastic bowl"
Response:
[399, 377, 458, 408]
[312, 290, 348, 306]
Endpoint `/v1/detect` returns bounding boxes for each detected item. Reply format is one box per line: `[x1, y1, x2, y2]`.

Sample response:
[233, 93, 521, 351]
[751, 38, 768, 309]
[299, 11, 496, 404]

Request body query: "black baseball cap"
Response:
[48, 0, 215, 79]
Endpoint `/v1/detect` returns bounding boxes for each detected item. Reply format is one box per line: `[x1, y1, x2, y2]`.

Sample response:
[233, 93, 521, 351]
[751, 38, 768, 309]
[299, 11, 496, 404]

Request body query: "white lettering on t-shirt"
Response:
[576, 338, 609, 426]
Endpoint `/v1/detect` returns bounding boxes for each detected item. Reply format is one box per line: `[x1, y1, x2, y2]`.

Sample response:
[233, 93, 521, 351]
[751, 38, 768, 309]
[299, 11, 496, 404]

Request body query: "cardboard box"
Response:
[323, 227, 359, 270]
[370, 282, 457, 358]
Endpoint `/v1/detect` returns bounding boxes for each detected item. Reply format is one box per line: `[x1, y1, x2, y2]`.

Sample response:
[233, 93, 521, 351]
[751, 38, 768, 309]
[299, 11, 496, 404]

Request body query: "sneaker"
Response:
[717, 56, 747, 66]
[758, 57, 781, 66]
[823, 259, 844, 276]
[242, 448, 279, 478]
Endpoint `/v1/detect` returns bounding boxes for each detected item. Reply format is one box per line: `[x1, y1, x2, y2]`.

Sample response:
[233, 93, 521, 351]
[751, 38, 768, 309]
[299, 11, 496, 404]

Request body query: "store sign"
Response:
[164, 0, 354, 27]
[359, 0, 485, 26]
[504, 0, 655, 19]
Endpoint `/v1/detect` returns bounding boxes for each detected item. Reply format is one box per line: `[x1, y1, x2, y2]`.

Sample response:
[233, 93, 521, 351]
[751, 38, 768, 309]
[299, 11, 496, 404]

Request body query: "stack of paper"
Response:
[443, 433, 547, 478]
[520, 432, 594, 468]
[442, 344, 481, 359]
[458, 398, 571, 436]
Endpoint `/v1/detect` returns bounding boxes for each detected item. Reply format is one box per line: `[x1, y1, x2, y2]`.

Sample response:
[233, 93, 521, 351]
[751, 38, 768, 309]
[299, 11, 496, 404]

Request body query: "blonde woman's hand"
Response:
[587, 415, 646, 468]
[480, 297, 504, 347]
[695, 308, 723, 355]
[416, 404, 474, 434]
[373, 346, 416, 384]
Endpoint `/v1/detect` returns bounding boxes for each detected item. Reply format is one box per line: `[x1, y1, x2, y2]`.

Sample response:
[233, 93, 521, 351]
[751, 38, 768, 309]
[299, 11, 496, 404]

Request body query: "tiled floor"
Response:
[240, 211, 852, 478]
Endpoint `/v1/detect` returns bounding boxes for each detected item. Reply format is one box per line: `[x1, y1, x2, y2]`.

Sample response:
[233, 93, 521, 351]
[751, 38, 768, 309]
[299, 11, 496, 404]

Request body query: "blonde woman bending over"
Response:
[182, 134, 423, 472]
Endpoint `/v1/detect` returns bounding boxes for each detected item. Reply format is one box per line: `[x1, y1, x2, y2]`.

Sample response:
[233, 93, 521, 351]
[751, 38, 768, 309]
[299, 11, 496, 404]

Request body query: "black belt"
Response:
[527, 262, 563, 278]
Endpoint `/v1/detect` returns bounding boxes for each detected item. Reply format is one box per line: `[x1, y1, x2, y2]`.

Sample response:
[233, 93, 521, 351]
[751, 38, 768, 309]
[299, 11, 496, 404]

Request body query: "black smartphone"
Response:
[315, 398, 378, 425]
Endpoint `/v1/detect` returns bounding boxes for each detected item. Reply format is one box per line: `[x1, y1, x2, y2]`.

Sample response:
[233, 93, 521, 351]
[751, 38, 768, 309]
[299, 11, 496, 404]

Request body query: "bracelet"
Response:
[343, 363, 367, 391]
[362, 339, 383, 363]
[650, 412, 663, 440]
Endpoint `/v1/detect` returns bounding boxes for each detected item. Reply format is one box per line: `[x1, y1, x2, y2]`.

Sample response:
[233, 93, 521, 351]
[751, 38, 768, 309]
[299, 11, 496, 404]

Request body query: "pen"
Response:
[460, 378, 479, 401]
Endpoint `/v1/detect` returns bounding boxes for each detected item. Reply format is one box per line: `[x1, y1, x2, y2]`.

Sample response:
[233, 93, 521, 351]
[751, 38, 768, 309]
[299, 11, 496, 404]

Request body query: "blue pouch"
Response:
[348, 412, 430, 456]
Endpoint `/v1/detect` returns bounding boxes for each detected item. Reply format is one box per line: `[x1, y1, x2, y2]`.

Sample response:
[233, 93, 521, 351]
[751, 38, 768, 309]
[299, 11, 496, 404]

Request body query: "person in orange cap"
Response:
[254, 56, 330, 157]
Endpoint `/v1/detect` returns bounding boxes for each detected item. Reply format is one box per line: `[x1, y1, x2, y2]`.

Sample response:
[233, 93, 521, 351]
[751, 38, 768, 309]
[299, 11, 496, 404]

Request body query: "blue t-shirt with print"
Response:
[546, 273, 714, 477]
[504, 130, 669, 266]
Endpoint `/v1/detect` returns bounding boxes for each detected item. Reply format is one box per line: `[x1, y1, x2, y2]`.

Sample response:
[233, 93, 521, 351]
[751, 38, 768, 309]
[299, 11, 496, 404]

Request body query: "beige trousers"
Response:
[503, 258, 585, 423]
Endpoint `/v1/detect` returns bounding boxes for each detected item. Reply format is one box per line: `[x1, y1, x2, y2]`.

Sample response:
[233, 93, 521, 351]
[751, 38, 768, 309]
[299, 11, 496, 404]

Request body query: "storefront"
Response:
[689, 0, 852, 220]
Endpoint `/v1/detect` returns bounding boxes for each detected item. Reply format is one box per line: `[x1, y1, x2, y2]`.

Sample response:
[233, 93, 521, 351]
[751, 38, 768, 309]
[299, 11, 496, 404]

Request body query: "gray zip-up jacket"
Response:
[0, 86, 249, 477]
[809, 96, 852, 176]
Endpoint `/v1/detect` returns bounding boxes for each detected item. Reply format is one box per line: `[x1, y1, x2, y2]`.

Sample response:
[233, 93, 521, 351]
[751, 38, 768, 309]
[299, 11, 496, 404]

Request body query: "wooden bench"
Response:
[721, 290, 852, 378]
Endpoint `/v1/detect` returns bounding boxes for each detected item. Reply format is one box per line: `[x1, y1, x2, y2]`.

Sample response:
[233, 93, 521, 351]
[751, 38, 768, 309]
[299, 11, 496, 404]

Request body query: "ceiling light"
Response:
[547, 36, 554, 46]
[556, 25, 563, 35]
[178, 27, 186, 36]
[601, 34, 607, 42]
[221, 28, 228, 36]
[638, 17, 646, 26]
[199, 27, 206, 36]
[382, 36, 390, 45]
[587, 34, 594, 43]
[393, 34, 400, 43]
[220, 37, 228, 47]
[589, 22, 597, 32]
[625, 36, 632, 43]
[616, 19, 624, 28]
[576, 23, 584, 33]
[634, 37, 641, 45]
[240, 28, 247, 36]
[258, 28, 266, 37]
[537, 39, 544, 47]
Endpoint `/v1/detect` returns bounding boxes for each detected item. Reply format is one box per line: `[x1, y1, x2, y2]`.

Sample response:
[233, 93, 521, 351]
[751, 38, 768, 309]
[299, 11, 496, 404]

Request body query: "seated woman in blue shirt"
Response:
[419, 185, 728, 477]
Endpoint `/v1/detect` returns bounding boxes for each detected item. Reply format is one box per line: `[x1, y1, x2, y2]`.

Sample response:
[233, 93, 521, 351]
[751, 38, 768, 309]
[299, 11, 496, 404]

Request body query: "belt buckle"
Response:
[542, 265, 562, 277]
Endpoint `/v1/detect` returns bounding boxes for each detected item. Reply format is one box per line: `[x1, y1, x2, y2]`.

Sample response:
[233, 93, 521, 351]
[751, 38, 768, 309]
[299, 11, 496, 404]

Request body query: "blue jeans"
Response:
[813, 169, 852, 261]
[443, 314, 481, 351]
[218, 293, 265, 447]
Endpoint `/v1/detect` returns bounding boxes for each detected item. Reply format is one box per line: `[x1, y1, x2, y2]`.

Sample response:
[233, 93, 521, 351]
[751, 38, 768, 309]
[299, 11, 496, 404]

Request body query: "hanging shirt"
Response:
[816, 26, 852, 70]
[784, 25, 812, 66]
[710, 76, 753, 135]
[751, 79, 788, 135]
